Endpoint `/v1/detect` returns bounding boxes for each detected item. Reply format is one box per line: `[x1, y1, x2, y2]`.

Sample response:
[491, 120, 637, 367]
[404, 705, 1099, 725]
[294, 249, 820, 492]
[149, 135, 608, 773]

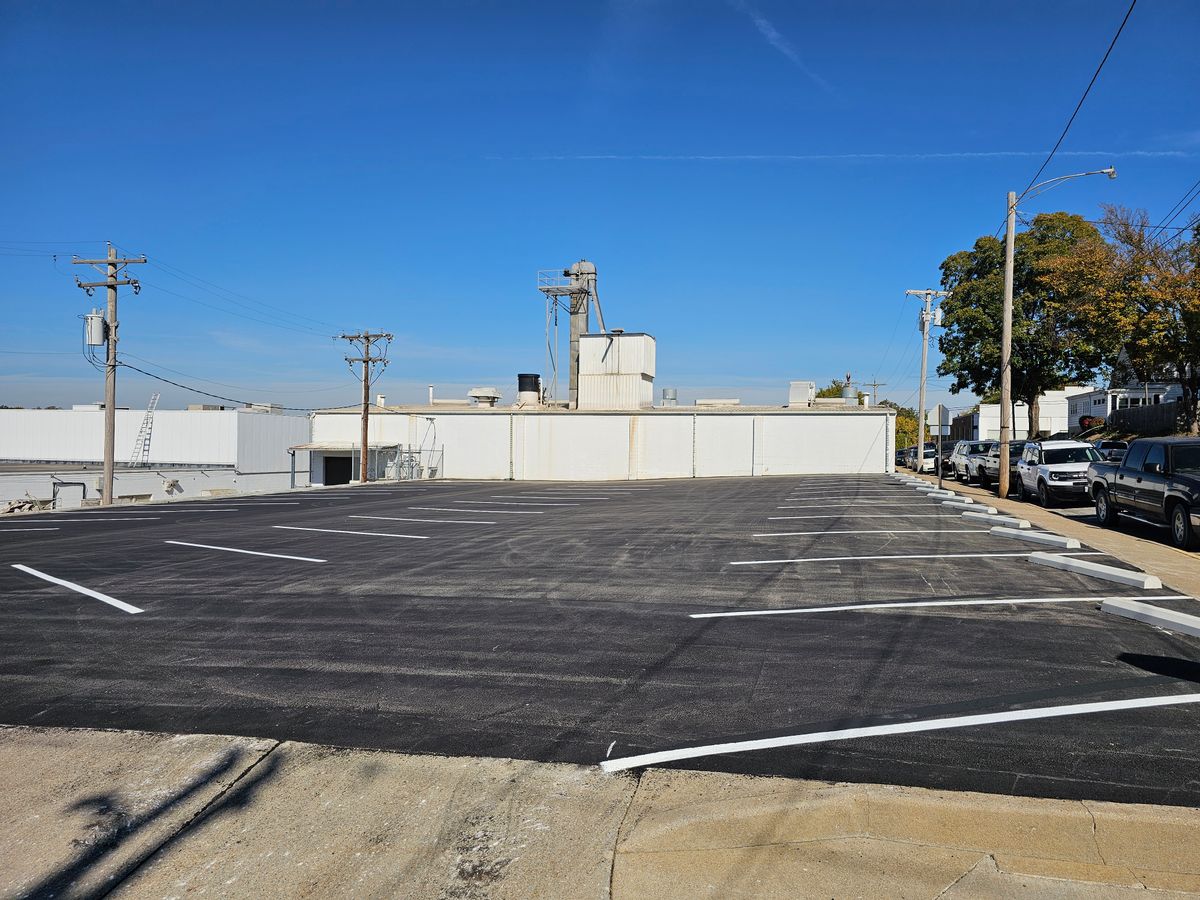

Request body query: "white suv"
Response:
[1015, 440, 1103, 507]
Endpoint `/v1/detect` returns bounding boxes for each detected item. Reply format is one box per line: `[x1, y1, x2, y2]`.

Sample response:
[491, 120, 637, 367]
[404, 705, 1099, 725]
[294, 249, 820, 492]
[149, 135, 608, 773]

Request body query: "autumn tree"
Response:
[1045, 205, 1200, 433]
[936, 212, 1106, 435]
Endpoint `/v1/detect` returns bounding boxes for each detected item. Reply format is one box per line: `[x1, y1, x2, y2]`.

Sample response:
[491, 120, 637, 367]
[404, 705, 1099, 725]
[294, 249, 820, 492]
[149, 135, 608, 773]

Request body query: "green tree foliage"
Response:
[936, 212, 1106, 435]
[879, 400, 918, 447]
[815, 378, 866, 402]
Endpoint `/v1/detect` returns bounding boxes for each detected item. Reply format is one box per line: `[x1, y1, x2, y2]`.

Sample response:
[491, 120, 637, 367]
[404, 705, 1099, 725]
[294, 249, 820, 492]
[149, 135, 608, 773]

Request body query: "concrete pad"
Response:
[0, 726, 275, 900]
[1031, 552, 1163, 590]
[962, 511, 1030, 528]
[991, 526, 1081, 549]
[1101, 598, 1200, 637]
[112, 741, 635, 900]
[614, 837, 983, 899]
[941, 853, 1200, 899]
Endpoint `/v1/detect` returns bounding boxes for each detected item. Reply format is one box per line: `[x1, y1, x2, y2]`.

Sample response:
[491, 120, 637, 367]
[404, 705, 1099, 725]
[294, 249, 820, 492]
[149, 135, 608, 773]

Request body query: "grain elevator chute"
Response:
[537, 260, 605, 409]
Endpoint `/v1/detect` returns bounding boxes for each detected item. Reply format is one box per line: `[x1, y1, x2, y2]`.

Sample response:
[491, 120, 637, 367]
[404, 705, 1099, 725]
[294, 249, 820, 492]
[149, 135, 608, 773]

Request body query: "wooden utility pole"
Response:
[338, 331, 393, 483]
[73, 243, 147, 506]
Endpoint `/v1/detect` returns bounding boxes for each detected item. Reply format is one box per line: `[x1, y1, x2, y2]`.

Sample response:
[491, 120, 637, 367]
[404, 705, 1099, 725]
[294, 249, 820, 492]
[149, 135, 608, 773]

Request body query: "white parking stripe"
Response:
[455, 500, 578, 507]
[752, 529, 989, 537]
[26, 517, 162, 523]
[599, 692, 1200, 773]
[777, 504, 930, 509]
[350, 515, 496, 525]
[272, 525, 429, 540]
[164, 540, 326, 562]
[409, 506, 545, 515]
[730, 551, 1104, 566]
[11, 564, 143, 614]
[769, 514, 962, 520]
[513, 495, 610, 501]
[690, 595, 1193, 619]
[0, 528, 60, 532]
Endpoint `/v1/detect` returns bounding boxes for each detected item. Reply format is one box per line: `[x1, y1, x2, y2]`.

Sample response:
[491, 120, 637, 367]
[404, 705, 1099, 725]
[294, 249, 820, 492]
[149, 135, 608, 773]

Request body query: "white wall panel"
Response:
[759, 414, 888, 474]
[634, 415, 694, 479]
[694, 416, 754, 477]
[518, 415, 631, 480]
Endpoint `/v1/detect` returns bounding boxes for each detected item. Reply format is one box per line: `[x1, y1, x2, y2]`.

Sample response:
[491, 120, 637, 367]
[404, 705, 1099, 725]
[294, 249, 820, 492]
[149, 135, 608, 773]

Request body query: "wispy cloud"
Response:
[510, 150, 1191, 162]
[730, 0, 837, 97]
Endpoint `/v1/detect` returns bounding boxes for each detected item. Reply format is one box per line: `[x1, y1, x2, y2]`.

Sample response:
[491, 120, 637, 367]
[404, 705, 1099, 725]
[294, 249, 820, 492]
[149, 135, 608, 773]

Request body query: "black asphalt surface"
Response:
[2, 475, 1199, 806]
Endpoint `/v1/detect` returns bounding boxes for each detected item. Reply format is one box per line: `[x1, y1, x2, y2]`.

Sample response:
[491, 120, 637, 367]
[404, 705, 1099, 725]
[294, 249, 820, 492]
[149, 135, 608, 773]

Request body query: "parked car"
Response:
[1089, 437, 1200, 550]
[909, 442, 937, 473]
[937, 443, 954, 473]
[948, 440, 992, 482]
[978, 440, 1027, 491]
[1092, 439, 1129, 461]
[1015, 440, 1103, 507]
[896, 446, 913, 467]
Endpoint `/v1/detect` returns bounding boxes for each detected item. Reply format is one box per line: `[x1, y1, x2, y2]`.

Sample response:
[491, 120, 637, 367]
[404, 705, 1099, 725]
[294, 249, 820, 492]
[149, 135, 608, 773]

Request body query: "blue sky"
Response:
[3, 0, 1198, 413]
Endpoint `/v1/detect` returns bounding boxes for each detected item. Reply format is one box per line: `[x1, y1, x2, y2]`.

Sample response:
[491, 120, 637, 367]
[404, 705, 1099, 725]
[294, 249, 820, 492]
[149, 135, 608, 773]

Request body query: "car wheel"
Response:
[1169, 503, 1198, 551]
[1037, 481, 1054, 508]
[1095, 487, 1118, 527]
[978, 469, 990, 488]
[1016, 478, 1028, 501]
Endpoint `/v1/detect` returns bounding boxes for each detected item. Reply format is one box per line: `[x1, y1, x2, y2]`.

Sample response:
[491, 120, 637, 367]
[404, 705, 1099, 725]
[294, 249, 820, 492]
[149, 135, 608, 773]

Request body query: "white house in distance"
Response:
[1066, 382, 1184, 434]
[950, 387, 1088, 441]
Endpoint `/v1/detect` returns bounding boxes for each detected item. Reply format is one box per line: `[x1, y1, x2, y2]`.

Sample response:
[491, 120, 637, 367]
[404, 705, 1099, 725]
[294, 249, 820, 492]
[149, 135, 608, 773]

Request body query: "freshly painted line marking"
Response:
[135, 508, 240, 513]
[164, 540, 327, 563]
[223, 501, 302, 505]
[769, 514, 962, 520]
[455, 500, 578, 507]
[513, 495, 610, 500]
[409, 506, 545, 515]
[350, 515, 497, 525]
[689, 595, 1192, 619]
[272, 525, 429, 540]
[29, 517, 162, 523]
[599, 692, 1200, 772]
[11, 564, 143, 614]
[0, 527, 60, 532]
[752, 529, 990, 537]
[776, 504, 930, 510]
[729, 551, 1104, 566]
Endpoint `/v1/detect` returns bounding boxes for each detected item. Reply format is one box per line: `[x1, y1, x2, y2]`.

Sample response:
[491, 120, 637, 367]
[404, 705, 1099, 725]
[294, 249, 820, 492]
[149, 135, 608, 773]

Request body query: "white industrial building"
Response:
[304, 404, 894, 483]
[0, 406, 310, 508]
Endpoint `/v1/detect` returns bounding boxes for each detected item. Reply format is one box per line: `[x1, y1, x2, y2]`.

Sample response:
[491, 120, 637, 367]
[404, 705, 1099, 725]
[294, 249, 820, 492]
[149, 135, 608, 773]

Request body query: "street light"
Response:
[997, 166, 1116, 499]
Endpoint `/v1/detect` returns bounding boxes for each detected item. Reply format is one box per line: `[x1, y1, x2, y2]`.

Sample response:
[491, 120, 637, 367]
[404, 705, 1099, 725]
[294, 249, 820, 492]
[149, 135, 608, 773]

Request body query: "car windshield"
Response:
[1043, 447, 1102, 464]
[1008, 443, 1026, 457]
[969, 443, 989, 453]
[1173, 445, 1200, 474]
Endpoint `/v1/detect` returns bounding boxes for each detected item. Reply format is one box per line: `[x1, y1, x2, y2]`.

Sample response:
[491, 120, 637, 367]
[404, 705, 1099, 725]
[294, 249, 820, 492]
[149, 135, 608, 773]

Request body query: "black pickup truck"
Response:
[1087, 437, 1200, 550]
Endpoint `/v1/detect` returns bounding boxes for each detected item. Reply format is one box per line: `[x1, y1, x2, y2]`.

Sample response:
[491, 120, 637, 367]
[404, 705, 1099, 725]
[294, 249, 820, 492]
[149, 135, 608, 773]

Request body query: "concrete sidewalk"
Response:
[3, 726, 1198, 899]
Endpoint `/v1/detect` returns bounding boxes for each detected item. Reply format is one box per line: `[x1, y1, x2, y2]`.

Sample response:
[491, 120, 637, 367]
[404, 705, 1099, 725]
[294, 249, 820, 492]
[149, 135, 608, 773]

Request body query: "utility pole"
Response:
[339, 331, 393, 483]
[73, 243, 146, 506]
[863, 379, 886, 408]
[904, 289, 947, 467]
[999, 190, 1018, 500]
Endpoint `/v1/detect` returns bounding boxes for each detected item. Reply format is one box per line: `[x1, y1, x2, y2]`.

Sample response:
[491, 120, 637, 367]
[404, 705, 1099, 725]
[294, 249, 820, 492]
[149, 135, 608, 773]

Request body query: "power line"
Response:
[117, 352, 364, 395]
[1019, 0, 1137, 196]
[117, 361, 358, 412]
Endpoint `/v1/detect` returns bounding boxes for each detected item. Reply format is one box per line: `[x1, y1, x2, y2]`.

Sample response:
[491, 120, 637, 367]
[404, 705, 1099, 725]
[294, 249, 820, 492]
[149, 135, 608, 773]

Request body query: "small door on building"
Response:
[323, 454, 352, 486]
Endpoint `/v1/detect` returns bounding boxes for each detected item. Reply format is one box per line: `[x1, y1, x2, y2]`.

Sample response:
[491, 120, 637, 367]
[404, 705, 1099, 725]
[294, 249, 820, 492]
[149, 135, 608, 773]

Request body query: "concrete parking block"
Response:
[1101, 599, 1200, 637]
[943, 500, 996, 513]
[1030, 552, 1162, 589]
[962, 511, 1029, 527]
[991, 526, 1081, 549]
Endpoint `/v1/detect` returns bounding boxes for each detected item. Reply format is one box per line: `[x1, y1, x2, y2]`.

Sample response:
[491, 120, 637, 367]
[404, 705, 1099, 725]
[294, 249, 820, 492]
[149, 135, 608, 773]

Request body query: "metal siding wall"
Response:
[0, 409, 236, 465]
[759, 414, 888, 474]
[519, 415, 631, 480]
[694, 416, 754, 477]
[234, 413, 312, 474]
[635, 415, 693, 479]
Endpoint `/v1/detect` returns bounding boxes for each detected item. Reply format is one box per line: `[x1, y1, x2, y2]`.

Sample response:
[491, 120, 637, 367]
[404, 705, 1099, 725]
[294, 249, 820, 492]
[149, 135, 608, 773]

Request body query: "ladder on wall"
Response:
[128, 392, 160, 467]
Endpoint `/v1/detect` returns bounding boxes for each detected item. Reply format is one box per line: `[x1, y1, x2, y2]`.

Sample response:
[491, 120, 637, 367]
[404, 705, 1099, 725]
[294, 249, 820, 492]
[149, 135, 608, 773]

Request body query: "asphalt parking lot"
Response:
[2, 475, 1199, 806]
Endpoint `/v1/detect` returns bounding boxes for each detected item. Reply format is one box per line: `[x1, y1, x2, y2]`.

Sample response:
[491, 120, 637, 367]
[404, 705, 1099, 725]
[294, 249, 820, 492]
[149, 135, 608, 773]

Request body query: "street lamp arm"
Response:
[1014, 167, 1117, 207]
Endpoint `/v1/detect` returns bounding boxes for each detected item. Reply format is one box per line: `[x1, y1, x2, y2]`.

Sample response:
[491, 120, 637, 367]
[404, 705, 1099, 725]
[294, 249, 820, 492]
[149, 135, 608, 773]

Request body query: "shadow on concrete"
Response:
[21, 745, 281, 900]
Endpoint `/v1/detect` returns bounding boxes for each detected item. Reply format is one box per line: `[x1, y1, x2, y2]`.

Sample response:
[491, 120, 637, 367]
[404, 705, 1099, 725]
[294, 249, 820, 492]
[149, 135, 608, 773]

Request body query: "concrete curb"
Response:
[991, 526, 1081, 549]
[942, 500, 990, 513]
[962, 511, 1029, 528]
[1101, 598, 1200, 637]
[1029, 552, 1163, 590]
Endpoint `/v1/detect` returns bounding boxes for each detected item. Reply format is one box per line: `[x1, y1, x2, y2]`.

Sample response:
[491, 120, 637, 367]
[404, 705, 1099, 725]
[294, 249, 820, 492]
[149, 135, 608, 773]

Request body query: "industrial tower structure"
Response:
[537, 260, 606, 409]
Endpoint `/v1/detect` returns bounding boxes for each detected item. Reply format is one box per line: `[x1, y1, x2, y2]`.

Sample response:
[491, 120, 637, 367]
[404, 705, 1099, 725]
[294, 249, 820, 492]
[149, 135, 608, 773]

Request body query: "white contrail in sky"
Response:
[730, 0, 837, 96]
[510, 150, 1188, 162]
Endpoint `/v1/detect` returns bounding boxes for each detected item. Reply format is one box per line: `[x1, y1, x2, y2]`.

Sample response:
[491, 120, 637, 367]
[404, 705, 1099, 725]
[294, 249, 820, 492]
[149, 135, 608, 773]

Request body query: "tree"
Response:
[879, 400, 918, 447]
[937, 212, 1106, 436]
[1045, 205, 1200, 433]
[815, 377, 866, 402]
